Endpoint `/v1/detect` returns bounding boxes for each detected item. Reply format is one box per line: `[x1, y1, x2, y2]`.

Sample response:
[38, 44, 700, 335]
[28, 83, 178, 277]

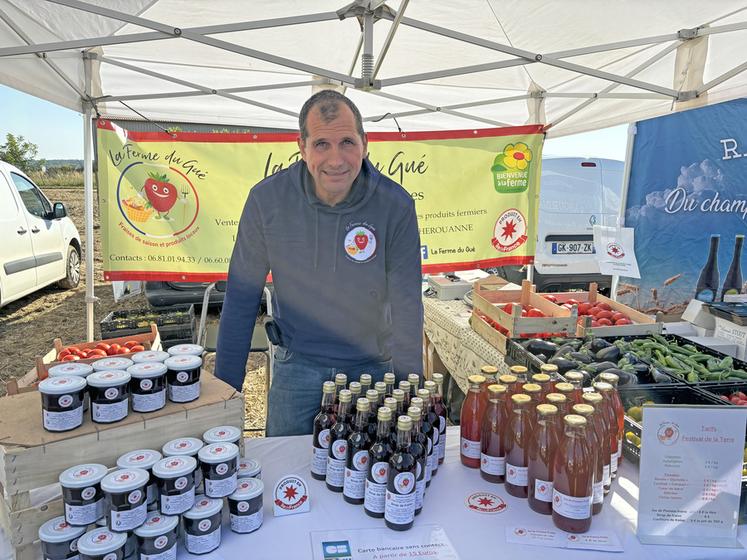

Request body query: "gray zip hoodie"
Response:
[215, 158, 423, 390]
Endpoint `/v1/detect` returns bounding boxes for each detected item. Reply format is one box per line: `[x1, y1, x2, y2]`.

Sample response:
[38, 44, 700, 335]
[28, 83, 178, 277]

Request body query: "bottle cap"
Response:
[598, 372, 620, 386]
[335, 373, 347, 386]
[572, 404, 595, 416]
[365, 389, 379, 402]
[131, 350, 170, 364]
[338, 389, 352, 403]
[531, 373, 551, 383]
[554, 382, 574, 392]
[467, 374, 486, 385]
[564, 371, 584, 382]
[487, 384, 507, 396]
[509, 365, 528, 375]
[48, 362, 93, 378]
[237, 458, 261, 478]
[546, 393, 567, 404]
[582, 392, 603, 404]
[127, 362, 168, 378]
[498, 374, 517, 384]
[58, 463, 108, 489]
[322, 381, 336, 394]
[424, 380, 436, 393]
[392, 389, 405, 403]
[198, 442, 240, 464]
[229, 478, 264, 501]
[164, 354, 202, 370]
[377, 406, 392, 421]
[384, 372, 396, 384]
[359, 374, 372, 386]
[537, 403, 558, 416]
[87, 370, 131, 388]
[92, 357, 134, 371]
[162, 437, 203, 457]
[77, 528, 127, 556]
[406, 406, 422, 421]
[480, 365, 499, 376]
[564, 414, 587, 427]
[117, 449, 162, 471]
[349, 382, 361, 395]
[593, 381, 614, 392]
[407, 373, 420, 387]
[510, 394, 531, 405]
[540, 364, 559, 373]
[356, 398, 370, 412]
[398, 381, 411, 393]
[522, 383, 541, 394]
[203, 425, 241, 444]
[416, 388, 430, 401]
[374, 382, 387, 395]
[39, 376, 87, 395]
[397, 415, 413, 432]
[153, 456, 197, 479]
[383, 397, 397, 410]
[166, 344, 204, 357]
[432, 373, 444, 384]
[183, 496, 223, 520]
[410, 397, 423, 409]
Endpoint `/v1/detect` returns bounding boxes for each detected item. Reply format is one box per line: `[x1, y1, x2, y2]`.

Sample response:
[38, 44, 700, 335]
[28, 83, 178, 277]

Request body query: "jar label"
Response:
[425, 453, 433, 483]
[92, 400, 128, 423]
[204, 473, 237, 498]
[364, 478, 386, 514]
[325, 457, 345, 488]
[185, 527, 220, 555]
[237, 501, 249, 513]
[140, 379, 153, 391]
[371, 462, 388, 485]
[176, 371, 189, 383]
[480, 453, 505, 476]
[311, 447, 328, 476]
[534, 478, 553, 502]
[552, 489, 592, 519]
[81, 487, 96, 501]
[111, 501, 146, 531]
[128, 490, 142, 505]
[460, 437, 481, 459]
[174, 477, 188, 491]
[168, 381, 200, 403]
[198, 520, 211, 532]
[230, 509, 263, 534]
[154, 536, 168, 550]
[141, 542, 176, 560]
[216, 463, 228, 476]
[343, 467, 366, 500]
[439, 416, 446, 435]
[65, 499, 102, 525]
[104, 388, 119, 400]
[58, 394, 74, 408]
[610, 453, 618, 475]
[43, 406, 83, 432]
[161, 486, 195, 515]
[506, 464, 528, 487]
[385, 482, 415, 526]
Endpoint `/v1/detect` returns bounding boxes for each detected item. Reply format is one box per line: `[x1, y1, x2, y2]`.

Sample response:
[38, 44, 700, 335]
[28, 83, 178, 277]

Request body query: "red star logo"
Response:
[283, 485, 298, 501]
[478, 496, 494, 507]
[610, 246, 619, 254]
[501, 220, 517, 240]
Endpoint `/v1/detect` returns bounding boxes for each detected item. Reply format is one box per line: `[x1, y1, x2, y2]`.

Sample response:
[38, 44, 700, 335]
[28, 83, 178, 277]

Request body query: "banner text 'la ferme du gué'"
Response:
[97, 120, 544, 281]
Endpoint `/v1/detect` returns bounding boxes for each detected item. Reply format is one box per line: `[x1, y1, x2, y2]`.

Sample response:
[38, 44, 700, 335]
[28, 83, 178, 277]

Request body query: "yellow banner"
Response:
[97, 120, 544, 281]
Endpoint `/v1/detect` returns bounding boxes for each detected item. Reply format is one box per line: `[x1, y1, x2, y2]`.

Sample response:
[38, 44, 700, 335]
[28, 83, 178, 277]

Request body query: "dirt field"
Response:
[0, 187, 267, 434]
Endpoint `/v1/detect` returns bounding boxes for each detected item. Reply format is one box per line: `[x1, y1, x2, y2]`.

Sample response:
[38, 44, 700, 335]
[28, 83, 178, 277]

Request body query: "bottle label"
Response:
[230, 510, 263, 534]
[385, 473, 416, 526]
[311, 447, 328, 476]
[92, 400, 128, 423]
[343, 467, 366, 500]
[506, 464, 528, 486]
[161, 486, 195, 515]
[460, 437, 481, 459]
[371, 461, 388, 485]
[480, 453, 505, 476]
[43, 406, 83, 431]
[534, 478, 553, 502]
[593, 481, 604, 504]
[185, 527, 220, 555]
[610, 453, 618, 475]
[438, 434, 446, 461]
[317, 429, 331, 449]
[425, 452, 433, 483]
[552, 489, 592, 519]
[415, 477, 425, 510]
[603, 464, 611, 487]
[364, 479, 386, 514]
[331, 440, 348, 461]
[432, 429, 439, 448]
[326, 457, 345, 488]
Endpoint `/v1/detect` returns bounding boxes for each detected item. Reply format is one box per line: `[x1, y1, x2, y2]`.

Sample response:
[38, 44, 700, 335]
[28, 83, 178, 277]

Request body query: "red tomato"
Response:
[541, 294, 558, 303]
[88, 348, 107, 357]
[130, 345, 145, 353]
[79, 350, 90, 358]
[735, 391, 747, 400]
[527, 308, 545, 318]
[117, 347, 131, 354]
[561, 303, 575, 311]
[502, 303, 514, 314]
[577, 302, 592, 315]
[71, 347, 87, 357]
[597, 318, 613, 326]
[596, 310, 614, 320]
[123, 340, 139, 349]
[614, 318, 632, 326]
[611, 312, 628, 322]
[95, 342, 111, 352]
[565, 298, 581, 306]
[107, 343, 122, 356]
[57, 348, 72, 360]
[597, 302, 612, 311]
[61, 354, 80, 361]
[720, 395, 731, 402]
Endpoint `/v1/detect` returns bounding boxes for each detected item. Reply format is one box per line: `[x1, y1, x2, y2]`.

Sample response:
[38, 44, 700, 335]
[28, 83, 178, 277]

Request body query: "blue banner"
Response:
[622, 99, 747, 313]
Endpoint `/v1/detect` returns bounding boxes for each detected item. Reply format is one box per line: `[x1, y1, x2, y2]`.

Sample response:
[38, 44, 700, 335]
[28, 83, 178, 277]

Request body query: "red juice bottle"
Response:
[582, 392, 611, 496]
[459, 374, 485, 468]
[540, 363, 559, 389]
[532, 372, 553, 399]
[479, 366, 498, 413]
[311, 381, 337, 481]
[552, 414, 593, 533]
[398, 381, 412, 410]
[359, 373, 372, 396]
[593, 381, 619, 481]
[384, 372, 396, 397]
[573, 403, 604, 515]
[364, 405, 393, 518]
[546, 393, 569, 419]
[528, 403, 559, 514]
[374, 382, 387, 406]
[431, 373, 448, 466]
[407, 373, 421, 398]
[509, 365, 529, 384]
[420, 385, 440, 481]
[333, 373, 347, 412]
[406, 406, 428, 515]
[521, 383, 542, 426]
[344, 398, 372, 504]
[480, 384, 508, 483]
[564, 372, 585, 405]
[498, 374, 518, 396]
[326, 389, 352, 492]
[385, 416, 417, 531]
[505, 393, 533, 498]
[598, 372, 625, 468]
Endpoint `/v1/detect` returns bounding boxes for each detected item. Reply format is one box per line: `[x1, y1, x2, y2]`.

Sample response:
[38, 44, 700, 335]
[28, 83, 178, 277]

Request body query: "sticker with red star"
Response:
[273, 474, 310, 516]
[606, 242, 625, 259]
[492, 208, 528, 253]
[465, 491, 507, 514]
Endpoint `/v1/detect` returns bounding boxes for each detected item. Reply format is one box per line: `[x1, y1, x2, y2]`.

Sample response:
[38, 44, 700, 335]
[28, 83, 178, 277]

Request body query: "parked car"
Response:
[0, 161, 81, 307]
[496, 157, 624, 293]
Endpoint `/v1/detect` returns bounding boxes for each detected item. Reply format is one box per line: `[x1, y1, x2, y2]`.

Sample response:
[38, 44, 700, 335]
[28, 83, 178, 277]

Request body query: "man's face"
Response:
[298, 103, 368, 206]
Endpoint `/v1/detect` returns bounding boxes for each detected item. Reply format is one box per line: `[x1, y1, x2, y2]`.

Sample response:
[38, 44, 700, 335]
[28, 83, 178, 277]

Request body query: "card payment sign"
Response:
[322, 540, 352, 559]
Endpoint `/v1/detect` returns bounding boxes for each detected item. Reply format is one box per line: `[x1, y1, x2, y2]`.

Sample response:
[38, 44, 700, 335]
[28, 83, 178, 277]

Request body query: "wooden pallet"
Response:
[0, 371, 243, 560]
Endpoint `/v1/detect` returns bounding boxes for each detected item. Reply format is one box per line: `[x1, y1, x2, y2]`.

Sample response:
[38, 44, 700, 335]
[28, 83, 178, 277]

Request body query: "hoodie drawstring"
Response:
[333, 215, 341, 272]
[313, 208, 319, 270]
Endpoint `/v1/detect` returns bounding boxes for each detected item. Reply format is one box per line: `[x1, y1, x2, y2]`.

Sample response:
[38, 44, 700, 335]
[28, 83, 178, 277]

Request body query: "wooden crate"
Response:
[473, 279, 577, 338]
[551, 283, 662, 337]
[470, 310, 509, 354]
[0, 371, 242, 560]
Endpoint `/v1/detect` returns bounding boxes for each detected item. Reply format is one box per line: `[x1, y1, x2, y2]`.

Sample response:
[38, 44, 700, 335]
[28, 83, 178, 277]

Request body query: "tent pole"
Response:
[610, 122, 638, 302]
[83, 58, 96, 342]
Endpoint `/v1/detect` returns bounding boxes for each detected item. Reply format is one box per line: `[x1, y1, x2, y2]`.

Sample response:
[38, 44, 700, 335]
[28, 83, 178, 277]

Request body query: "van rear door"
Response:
[0, 169, 36, 302]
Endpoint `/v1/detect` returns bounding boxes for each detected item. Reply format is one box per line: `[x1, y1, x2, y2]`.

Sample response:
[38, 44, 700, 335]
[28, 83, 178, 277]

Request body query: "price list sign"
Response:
[637, 405, 747, 548]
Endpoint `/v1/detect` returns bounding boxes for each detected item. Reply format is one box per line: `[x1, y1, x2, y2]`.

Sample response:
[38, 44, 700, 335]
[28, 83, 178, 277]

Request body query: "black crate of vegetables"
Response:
[506, 335, 684, 387]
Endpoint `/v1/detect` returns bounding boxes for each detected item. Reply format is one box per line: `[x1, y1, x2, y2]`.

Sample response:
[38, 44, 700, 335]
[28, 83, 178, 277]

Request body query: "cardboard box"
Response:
[714, 317, 747, 360]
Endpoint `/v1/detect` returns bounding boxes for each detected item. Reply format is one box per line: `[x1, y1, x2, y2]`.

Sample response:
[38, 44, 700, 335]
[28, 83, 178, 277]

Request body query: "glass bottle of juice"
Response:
[406, 406, 428, 515]
[333, 373, 348, 411]
[326, 389, 352, 492]
[384, 373, 396, 397]
[408, 373, 420, 397]
[552, 414, 593, 533]
[553, 382, 575, 407]
[348, 381, 362, 403]
[364, 405, 393, 518]
[593, 381, 619, 480]
[423, 382, 442, 478]
[546, 392, 569, 418]
[374, 382, 387, 406]
[582, 392, 611, 496]
[385, 416, 417, 531]
[460, 374, 486, 468]
[417, 388, 438, 483]
[540, 363, 559, 388]
[531, 373, 552, 400]
[398, 381, 412, 410]
[498, 374, 518, 397]
[344, 398, 372, 504]
[572, 403, 604, 515]
[359, 373, 372, 395]
[521, 383, 542, 425]
[365, 389, 380, 441]
[598, 372, 624, 469]
[384, 397, 398, 444]
[392, 389, 406, 418]
[479, 365, 499, 411]
[480, 384, 508, 483]
[528, 403, 559, 514]
[311, 381, 337, 481]
[505, 393, 533, 498]
[431, 373, 449, 466]
[564, 372, 585, 405]
[509, 365, 529, 384]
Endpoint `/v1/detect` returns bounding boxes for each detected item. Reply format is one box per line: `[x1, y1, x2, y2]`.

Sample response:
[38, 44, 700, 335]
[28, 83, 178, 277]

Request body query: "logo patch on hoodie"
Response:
[344, 223, 377, 263]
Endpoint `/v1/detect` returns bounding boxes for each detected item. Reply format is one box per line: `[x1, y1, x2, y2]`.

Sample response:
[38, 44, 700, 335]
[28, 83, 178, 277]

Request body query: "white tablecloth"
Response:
[174, 427, 747, 559]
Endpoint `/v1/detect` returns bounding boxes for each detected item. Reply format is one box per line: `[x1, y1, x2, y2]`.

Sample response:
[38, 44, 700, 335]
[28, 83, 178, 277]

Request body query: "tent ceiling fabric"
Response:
[2, 0, 747, 136]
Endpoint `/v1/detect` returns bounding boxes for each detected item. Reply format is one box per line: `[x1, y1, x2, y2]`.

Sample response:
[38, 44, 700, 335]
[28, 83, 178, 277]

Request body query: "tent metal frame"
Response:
[3, 0, 747, 337]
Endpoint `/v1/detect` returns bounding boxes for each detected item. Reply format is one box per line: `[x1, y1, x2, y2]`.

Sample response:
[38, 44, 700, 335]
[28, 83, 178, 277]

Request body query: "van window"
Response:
[10, 172, 51, 218]
[0, 172, 19, 220]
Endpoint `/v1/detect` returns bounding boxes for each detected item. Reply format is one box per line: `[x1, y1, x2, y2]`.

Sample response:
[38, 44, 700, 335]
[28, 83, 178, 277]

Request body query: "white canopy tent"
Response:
[2, 0, 747, 338]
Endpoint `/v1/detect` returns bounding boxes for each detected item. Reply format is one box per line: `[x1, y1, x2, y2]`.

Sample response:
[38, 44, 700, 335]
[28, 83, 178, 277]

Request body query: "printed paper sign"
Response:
[637, 405, 747, 548]
[310, 524, 459, 560]
[505, 526, 623, 552]
[273, 474, 310, 517]
[593, 225, 640, 278]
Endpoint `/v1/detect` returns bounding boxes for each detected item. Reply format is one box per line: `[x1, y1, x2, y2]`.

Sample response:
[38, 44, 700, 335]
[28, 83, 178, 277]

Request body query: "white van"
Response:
[0, 161, 82, 307]
[497, 157, 624, 293]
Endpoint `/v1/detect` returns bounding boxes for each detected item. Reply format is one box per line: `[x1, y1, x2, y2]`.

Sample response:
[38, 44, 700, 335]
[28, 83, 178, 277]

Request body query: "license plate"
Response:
[551, 241, 595, 255]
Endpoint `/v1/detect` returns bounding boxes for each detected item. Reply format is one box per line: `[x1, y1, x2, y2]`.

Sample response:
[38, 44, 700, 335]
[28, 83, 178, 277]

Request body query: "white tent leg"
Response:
[610, 122, 638, 302]
[83, 106, 95, 342]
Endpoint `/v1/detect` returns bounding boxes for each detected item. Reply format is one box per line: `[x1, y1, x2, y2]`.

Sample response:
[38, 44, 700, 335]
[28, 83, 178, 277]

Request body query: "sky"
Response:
[1, 84, 629, 161]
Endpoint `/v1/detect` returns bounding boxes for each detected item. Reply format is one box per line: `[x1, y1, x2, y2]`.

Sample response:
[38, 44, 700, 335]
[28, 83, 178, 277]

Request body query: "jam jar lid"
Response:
[87, 370, 131, 388]
[164, 354, 202, 370]
[133, 511, 179, 538]
[47, 362, 94, 378]
[127, 362, 168, 378]
[38, 516, 86, 543]
[183, 495, 223, 519]
[92, 357, 134, 371]
[166, 344, 204, 357]
[101, 468, 150, 494]
[237, 459, 261, 478]
[117, 449, 162, 471]
[39, 375, 87, 395]
[59, 463, 108, 488]
[153, 456, 197, 479]
[202, 425, 241, 444]
[229, 478, 263, 501]
[76, 528, 127, 556]
[162, 437, 203, 457]
[197, 442, 239, 464]
[131, 350, 170, 364]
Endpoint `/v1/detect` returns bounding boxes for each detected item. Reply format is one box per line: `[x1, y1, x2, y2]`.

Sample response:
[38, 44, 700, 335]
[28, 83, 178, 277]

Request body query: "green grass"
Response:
[28, 169, 84, 187]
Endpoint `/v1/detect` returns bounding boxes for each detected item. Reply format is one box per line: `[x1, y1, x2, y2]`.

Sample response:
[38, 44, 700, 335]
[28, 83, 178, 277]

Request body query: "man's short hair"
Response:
[299, 90, 365, 141]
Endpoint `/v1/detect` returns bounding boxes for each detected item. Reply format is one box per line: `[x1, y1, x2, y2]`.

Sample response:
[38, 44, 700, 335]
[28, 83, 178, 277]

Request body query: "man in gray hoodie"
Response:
[215, 90, 424, 436]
